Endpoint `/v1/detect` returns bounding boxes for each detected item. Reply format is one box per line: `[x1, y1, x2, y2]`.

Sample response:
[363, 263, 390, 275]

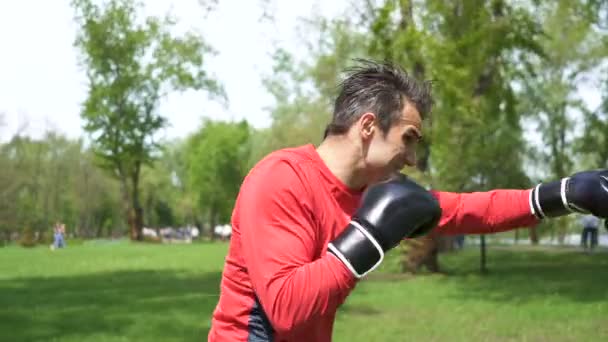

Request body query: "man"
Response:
[580, 214, 601, 252]
[208, 60, 608, 342]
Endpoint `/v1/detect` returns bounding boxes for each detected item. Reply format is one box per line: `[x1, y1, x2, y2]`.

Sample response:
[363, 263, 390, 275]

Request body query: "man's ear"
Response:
[359, 112, 376, 139]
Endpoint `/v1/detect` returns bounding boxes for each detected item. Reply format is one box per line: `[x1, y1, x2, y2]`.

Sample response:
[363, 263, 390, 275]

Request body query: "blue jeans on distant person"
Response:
[54, 233, 66, 248]
[455, 235, 465, 250]
[581, 227, 597, 251]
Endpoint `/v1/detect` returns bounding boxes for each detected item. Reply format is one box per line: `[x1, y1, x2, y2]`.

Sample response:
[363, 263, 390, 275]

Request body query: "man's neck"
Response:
[316, 135, 368, 190]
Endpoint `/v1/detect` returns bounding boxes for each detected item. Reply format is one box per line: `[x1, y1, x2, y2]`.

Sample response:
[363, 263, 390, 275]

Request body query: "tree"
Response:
[250, 18, 370, 167]
[160, 139, 198, 228]
[140, 146, 181, 229]
[577, 1, 608, 170]
[73, 146, 123, 238]
[356, 0, 543, 271]
[0, 133, 24, 243]
[0, 128, 124, 243]
[72, 0, 223, 240]
[185, 120, 251, 239]
[519, 0, 605, 243]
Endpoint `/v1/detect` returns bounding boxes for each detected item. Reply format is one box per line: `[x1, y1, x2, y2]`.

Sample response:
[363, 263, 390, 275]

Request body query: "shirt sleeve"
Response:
[430, 189, 540, 235]
[238, 158, 356, 335]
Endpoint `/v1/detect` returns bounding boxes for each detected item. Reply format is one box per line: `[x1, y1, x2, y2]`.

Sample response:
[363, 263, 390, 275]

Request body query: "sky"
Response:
[0, 1, 603, 143]
[0, 0, 345, 142]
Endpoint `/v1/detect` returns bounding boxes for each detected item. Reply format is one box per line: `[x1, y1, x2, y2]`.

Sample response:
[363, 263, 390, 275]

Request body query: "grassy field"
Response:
[1, 241, 608, 341]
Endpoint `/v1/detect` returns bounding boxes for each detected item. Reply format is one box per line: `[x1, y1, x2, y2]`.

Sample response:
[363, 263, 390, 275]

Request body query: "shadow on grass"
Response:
[442, 248, 608, 304]
[0, 270, 222, 341]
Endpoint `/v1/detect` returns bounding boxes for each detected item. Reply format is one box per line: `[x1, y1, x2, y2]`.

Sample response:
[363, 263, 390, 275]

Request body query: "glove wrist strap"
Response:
[328, 221, 384, 279]
[530, 178, 576, 219]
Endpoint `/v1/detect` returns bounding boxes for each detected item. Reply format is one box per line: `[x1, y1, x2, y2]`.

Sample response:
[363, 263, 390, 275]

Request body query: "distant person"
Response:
[454, 234, 465, 250]
[580, 214, 600, 252]
[53, 223, 66, 249]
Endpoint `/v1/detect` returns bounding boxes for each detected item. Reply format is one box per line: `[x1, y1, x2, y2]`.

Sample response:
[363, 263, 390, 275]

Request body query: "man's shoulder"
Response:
[236, 145, 319, 210]
[265, 144, 316, 162]
[253, 145, 318, 175]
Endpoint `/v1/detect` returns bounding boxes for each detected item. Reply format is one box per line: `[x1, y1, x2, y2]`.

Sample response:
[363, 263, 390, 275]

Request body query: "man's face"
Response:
[363, 102, 422, 181]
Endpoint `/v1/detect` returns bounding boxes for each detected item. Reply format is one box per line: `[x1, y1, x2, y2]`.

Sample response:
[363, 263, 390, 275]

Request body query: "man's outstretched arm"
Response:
[431, 169, 608, 235]
[431, 189, 537, 235]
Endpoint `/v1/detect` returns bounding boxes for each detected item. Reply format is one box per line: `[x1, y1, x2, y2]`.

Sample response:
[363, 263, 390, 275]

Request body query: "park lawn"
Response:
[1, 241, 608, 341]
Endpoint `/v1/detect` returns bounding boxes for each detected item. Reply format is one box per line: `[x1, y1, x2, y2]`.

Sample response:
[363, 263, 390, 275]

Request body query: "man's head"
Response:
[324, 59, 433, 182]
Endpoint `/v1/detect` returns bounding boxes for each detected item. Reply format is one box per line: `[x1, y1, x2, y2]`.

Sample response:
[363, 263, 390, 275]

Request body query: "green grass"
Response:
[0, 241, 225, 342]
[337, 245, 608, 342]
[2, 242, 608, 341]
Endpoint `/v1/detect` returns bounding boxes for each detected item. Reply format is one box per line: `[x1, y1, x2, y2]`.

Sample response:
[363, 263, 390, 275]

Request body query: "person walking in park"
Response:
[580, 214, 601, 252]
[53, 222, 66, 249]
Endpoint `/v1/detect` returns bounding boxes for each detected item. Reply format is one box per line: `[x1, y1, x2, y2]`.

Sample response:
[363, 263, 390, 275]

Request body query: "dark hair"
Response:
[324, 59, 433, 138]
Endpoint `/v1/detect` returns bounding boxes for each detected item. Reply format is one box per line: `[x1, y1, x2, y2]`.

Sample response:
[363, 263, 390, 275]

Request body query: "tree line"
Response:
[1, 0, 607, 244]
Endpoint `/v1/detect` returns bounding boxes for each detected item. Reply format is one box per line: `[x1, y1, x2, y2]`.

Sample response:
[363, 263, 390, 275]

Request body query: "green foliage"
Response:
[362, 0, 544, 190]
[520, 0, 602, 180]
[258, 0, 604, 244]
[71, 0, 223, 239]
[18, 227, 37, 248]
[72, 0, 223, 171]
[0, 133, 122, 239]
[249, 18, 371, 168]
[578, 6, 608, 169]
[2, 0, 606, 245]
[259, 0, 552, 192]
[140, 150, 180, 228]
[185, 120, 251, 227]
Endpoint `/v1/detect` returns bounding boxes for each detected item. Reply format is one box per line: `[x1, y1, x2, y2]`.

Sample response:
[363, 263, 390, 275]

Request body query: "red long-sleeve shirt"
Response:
[208, 144, 538, 342]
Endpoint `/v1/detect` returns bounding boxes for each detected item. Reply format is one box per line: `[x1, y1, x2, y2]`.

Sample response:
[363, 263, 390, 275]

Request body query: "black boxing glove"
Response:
[327, 174, 442, 278]
[530, 169, 608, 219]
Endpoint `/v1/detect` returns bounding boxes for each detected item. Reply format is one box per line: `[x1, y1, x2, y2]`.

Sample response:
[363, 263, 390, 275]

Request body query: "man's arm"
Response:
[431, 169, 608, 235]
[430, 189, 539, 235]
[239, 159, 356, 336]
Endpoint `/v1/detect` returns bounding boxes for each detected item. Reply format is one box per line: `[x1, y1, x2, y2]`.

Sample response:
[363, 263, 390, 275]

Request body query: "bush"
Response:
[19, 228, 37, 248]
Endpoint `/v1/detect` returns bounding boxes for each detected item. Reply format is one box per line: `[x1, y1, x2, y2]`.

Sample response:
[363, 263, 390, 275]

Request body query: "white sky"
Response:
[0, 0, 345, 142]
[0, 1, 603, 143]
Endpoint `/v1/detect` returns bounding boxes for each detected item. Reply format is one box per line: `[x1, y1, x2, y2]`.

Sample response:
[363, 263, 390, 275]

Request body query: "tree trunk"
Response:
[480, 235, 487, 273]
[130, 163, 143, 241]
[402, 235, 441, 274]
[133, 207, 143, 241]
[529, 226, 539, 245]
[118, 172, 135, 241]
[209, 204, 217, 241]
[96, 223, 104, 238]
[557, 217, 567, 245]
